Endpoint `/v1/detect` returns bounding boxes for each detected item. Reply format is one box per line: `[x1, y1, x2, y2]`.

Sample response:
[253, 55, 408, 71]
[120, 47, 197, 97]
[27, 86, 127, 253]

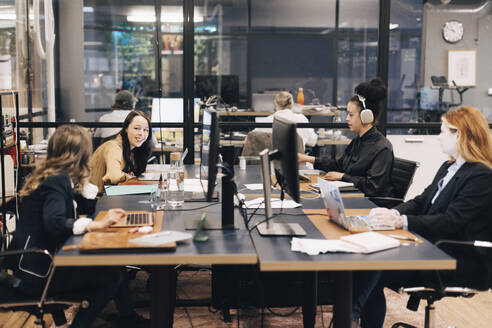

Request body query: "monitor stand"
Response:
[256, 149, 306, 236]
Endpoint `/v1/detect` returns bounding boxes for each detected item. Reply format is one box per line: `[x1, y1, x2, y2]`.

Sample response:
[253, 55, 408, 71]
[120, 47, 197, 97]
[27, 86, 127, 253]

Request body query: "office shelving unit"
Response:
[0, 90, 20, 246]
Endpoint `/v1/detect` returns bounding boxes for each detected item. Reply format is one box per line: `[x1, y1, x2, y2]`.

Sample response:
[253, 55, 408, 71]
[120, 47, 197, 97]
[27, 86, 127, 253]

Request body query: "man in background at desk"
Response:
[254, 91, 318, 149]
[94, 90, 136, 139]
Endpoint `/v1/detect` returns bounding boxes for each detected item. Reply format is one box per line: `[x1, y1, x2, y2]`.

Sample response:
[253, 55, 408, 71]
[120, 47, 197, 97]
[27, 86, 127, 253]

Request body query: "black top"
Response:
[314, 127, 394, 197]
[12, 173, 76, 288]
[396, 161, 492, 288]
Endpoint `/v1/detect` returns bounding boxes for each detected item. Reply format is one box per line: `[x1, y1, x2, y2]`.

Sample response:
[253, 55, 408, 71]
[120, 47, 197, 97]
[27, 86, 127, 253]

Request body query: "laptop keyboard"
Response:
[127, 213, 151, 225]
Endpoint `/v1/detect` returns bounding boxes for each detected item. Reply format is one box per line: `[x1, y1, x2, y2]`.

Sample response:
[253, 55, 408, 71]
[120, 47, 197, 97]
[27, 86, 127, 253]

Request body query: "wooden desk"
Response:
[55, 185, 257, 328]
[234, 166, 456, 328]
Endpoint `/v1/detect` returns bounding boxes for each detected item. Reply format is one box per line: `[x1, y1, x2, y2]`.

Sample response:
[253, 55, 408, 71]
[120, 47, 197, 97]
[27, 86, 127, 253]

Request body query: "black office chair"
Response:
[391, 239, 492, 328]
[0, 248, 88, 328]
[369, 157, 420, 208]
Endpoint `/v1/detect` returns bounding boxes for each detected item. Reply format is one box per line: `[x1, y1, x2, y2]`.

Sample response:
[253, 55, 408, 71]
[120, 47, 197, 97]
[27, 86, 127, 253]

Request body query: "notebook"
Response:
[317, 178, 394, 232]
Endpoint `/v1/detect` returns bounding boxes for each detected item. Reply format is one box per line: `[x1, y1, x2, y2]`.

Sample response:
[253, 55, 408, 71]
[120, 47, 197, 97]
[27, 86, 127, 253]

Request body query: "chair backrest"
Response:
[392, 157, 419, 200]
[241, 130, 304, 157]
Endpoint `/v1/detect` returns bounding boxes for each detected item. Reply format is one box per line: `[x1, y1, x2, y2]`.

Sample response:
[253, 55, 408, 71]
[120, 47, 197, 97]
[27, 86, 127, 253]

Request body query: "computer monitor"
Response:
[272, 116, 301, 203]
[200, 107, 220, 202]
[257, 116, 306, 236]
[195, 75, 240, 107]
[151, 98, 183, 123]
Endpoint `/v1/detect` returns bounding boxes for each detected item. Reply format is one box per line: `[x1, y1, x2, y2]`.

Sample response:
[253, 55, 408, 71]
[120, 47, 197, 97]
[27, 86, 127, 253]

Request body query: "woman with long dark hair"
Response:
[90, 110, 153, 193]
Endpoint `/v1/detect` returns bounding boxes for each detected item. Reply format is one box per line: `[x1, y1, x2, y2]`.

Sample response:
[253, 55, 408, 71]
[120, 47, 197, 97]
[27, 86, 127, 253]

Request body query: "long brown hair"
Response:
[20, 125, 93, 197]
[443, 106, 492, 168]
[109, 110, 152, 176]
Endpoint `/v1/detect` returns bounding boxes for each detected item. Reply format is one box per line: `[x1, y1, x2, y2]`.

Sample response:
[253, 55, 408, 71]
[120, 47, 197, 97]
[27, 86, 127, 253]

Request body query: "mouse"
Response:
[138, 226, 153, 233]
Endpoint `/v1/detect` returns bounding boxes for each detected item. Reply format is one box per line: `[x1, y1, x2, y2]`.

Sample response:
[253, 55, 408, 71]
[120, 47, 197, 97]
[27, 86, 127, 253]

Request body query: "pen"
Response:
[389, 234, 418, 242]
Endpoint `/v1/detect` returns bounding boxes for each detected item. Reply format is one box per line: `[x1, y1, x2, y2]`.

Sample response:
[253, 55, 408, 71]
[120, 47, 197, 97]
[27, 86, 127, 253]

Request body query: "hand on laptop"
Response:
[322, 171, 344, 181]
[368, 208, 403, 229]
[87, 209, 127, 231]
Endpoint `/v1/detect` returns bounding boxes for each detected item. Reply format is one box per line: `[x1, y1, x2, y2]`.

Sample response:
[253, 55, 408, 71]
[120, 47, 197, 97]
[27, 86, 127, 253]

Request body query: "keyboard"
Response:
[113, 211, 154, 227]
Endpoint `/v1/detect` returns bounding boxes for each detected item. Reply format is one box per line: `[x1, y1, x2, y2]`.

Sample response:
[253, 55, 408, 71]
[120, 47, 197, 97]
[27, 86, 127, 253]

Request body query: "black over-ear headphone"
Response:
[356, 94, 374, 124]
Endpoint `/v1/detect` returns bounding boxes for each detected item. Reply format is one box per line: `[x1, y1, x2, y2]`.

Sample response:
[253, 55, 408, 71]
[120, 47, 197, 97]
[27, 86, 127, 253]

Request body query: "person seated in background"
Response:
[254, 91, 318, 149]
[353, 106, 492, 327]
[94, 90, 136, 139]
[90, 111, 153, 193]
[11, 125, 148, 328]
[298, 78, 393, 198]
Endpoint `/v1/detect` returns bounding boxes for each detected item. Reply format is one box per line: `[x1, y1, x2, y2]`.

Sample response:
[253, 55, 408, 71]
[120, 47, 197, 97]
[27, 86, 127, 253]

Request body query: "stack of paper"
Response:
[244, 197, 302, 209]
[291, 232, 400, 255]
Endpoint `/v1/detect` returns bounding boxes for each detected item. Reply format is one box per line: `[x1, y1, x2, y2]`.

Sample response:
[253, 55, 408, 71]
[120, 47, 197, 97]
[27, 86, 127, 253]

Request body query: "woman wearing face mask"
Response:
[298, 78, 393, 198]
[352, 106, 492, 327]
[90, 111, 153, 193]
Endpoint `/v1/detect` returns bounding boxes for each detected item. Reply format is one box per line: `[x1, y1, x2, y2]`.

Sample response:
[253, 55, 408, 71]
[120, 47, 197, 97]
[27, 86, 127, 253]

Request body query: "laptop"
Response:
[104, 210, 155, 228]
[252, 93, 276, 112]
[317, 178, 394, 231]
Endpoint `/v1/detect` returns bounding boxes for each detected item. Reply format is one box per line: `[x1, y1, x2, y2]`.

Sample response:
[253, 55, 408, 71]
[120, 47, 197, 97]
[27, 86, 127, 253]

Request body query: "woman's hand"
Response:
[87, 208, 126, 232]
[322, 171, 344, 181]
[298, 153, 315, 164]
[368, 208, 403, 229]
[124, 172, 136, 181]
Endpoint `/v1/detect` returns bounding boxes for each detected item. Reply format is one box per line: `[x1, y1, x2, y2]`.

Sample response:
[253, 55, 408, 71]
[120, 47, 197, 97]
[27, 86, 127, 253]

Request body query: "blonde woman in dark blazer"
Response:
[353, 106, 492, 327]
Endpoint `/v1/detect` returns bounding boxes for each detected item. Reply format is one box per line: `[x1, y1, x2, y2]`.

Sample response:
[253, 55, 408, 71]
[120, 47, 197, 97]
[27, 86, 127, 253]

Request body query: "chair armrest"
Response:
[1, 248, 53, 261]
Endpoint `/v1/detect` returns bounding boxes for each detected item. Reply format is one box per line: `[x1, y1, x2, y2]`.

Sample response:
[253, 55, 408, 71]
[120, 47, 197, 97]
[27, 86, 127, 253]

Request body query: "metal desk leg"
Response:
[302, 271, 318, 328]
[151, 266, 177, 328]
[333, 271, 352, 328]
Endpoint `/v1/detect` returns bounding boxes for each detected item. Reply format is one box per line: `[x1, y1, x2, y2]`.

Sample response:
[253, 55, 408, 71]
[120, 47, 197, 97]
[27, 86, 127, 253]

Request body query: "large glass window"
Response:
[337, 0, 379, 108]
[386, 0, 422, 129]
[83, 2, 158, 116]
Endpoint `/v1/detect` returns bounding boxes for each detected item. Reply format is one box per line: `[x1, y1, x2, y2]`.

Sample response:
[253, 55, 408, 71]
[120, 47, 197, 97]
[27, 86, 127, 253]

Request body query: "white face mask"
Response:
[438, 122, 459, 158]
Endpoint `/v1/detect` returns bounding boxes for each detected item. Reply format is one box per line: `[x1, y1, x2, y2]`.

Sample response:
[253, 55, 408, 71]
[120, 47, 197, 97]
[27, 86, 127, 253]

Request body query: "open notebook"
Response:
[318, 178, 394, 232]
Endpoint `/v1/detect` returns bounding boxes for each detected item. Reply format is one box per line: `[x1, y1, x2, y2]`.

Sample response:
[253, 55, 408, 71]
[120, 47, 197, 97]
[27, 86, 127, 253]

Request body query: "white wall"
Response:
[388, 135, 448, 200]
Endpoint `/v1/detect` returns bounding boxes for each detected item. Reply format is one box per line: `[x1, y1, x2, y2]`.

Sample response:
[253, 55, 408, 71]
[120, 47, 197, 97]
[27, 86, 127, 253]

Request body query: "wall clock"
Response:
[442, 20, 464, 43]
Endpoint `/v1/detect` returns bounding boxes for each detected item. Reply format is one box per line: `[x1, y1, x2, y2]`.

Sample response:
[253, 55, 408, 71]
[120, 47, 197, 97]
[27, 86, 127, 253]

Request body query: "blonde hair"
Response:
[274, 91, 294, 110]
[442, 106, 492, 168]
[20, 125, 93, 197]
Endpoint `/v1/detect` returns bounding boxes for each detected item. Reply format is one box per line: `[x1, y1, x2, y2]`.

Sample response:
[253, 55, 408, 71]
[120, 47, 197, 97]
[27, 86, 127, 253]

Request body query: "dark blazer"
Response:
[395, 161, 492, 288]
[11, 173, 76, 288]
[314, 127, 394, 197]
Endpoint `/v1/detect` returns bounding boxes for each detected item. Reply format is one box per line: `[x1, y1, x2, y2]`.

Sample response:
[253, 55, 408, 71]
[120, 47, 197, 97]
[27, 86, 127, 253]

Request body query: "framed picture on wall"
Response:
[448, 50, 477, 87]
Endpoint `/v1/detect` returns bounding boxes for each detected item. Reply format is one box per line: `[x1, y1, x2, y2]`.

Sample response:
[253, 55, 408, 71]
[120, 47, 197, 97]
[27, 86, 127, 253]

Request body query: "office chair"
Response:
[0, 248, 88, 328]
[241, 130, 304, 159]
[391, 239, 492, 328]
[369, 157, 419, 208]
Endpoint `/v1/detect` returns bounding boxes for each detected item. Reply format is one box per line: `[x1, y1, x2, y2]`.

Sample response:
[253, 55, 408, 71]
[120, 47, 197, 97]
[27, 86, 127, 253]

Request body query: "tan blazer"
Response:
[89, 135, 130, 193]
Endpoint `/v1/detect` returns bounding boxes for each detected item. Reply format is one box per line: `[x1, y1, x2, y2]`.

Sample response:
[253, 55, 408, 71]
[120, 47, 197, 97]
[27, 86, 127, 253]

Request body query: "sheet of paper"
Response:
[146, 164, 170, 171]
[184, 179, 207, 192]
[291, 237, 360, 255]
[244, 183, 264, 190]
[244, 197, 302, 209]
[129, 230, 192, 246]
[104, 184, 158, 196]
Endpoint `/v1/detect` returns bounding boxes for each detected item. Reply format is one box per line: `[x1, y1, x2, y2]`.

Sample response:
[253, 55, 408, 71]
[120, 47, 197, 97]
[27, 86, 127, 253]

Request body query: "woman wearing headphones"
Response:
[298, 78, 394, 198]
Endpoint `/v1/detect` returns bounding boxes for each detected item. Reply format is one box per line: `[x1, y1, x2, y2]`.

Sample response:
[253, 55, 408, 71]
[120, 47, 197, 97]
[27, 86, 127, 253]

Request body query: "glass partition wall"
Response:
[6, 0, 492, 163]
